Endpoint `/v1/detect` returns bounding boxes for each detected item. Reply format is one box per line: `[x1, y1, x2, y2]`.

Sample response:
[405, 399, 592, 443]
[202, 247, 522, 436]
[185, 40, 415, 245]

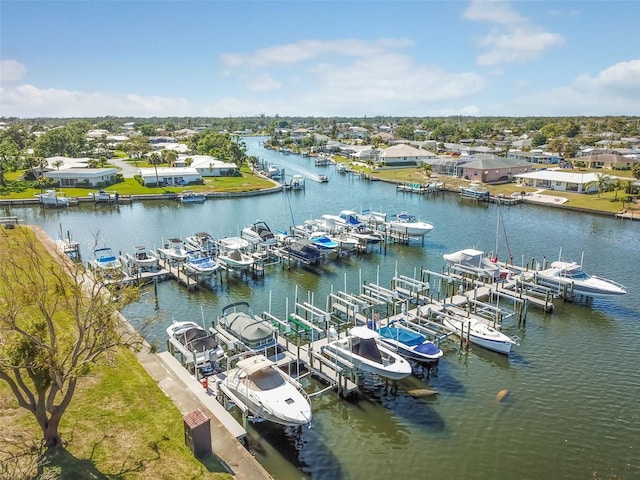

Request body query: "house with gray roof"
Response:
[378, 143, 435, 167]
[578, 153, 637, 170]
[461, 155, 531, 184]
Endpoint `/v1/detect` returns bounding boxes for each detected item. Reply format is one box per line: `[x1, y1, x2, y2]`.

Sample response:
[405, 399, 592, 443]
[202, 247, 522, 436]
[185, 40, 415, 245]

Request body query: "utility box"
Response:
[183, 409, 211, 458]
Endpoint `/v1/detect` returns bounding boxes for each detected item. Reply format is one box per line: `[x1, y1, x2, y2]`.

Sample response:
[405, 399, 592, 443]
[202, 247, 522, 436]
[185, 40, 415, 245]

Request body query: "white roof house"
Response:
[137, 167, 202, 187]
[513, 170, 623, 193]
[178, 155, 239, 177]
[43, 167, 119, 188]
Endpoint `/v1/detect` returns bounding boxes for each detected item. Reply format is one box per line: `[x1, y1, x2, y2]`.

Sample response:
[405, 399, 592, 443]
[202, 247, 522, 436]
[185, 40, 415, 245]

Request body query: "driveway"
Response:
[109, 157, 138, 178]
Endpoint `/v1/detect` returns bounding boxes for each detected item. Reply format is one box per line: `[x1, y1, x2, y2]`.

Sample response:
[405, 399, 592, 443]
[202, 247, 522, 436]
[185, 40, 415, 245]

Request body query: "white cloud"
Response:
[221, 38, 414, 70]
[0, 60, 26, 82]
[464, 1, 565, 66]
[496, 59, 640, 115]
[0, 84, 193, 117]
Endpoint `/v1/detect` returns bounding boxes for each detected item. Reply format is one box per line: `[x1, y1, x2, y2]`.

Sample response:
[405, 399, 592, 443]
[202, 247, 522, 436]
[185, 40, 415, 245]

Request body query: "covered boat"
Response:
[166, 321, 225, 367]
[377, 321, 443, 363]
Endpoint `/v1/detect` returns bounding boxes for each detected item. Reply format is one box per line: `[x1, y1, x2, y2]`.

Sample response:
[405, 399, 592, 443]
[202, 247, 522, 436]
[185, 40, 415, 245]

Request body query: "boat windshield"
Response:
[248, 369, 285, 390]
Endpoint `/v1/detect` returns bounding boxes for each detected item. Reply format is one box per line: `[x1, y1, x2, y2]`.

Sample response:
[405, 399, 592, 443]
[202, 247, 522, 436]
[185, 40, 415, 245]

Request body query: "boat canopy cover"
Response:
[224, 312, 274, 344]
[355, 337, 383, 364]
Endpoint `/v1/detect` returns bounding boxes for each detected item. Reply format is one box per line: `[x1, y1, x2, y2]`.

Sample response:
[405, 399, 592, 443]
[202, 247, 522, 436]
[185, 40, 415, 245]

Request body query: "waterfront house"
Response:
[138, 167, 202, 187]
[177, 155, 240, 177]
[43, 167, 119, 188]
[460, 155, 531, 183]
[513, 170, 622, 193]
[378, 143, 434, 167]
[507, 150, 560, 165]
[578, 153, 636, 170]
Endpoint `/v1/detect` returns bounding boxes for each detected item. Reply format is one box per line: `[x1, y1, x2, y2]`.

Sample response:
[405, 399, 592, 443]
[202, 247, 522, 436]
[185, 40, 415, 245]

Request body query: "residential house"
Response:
[579, 153, 636, 170]
[44, 167, 119, 188]
[513, 170, 623, 193]
[179, 154, 240, 177]
[378, 143, 434, 167]
[137, 167, 202, 187]
[460, 155, 531, 184]
[507, 150, 559, 164]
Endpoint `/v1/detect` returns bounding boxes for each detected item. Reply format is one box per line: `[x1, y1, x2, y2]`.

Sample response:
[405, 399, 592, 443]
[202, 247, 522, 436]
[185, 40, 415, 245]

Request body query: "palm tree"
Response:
[149, 152, 162, 188]
[161, 149, 178, 167]
[585, 172, 610, 197]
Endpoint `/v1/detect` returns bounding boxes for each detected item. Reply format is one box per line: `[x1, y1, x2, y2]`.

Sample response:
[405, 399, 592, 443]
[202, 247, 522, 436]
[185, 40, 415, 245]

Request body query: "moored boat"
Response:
[241, 221, 277, 247]
[376, 321, 443, 363]
[215, 302, 277, 352]
[443, 248, 510, 281]
[183, 251, 220, 277]
[35, 189, 70, 207]
[126, 245, 159, 271]
[157, 237, 191, 262]
[166, 320, 225, 367]
[440, 314, 517, 355]
[387, 212, 434, 236]
[533, 260, 627, 298]
[321, 326, 412, 380]
[460, 182, 490, 199]
[222, 354, 312, 427]
[176, 190, 207, 203]
[217, 236, 255, 270]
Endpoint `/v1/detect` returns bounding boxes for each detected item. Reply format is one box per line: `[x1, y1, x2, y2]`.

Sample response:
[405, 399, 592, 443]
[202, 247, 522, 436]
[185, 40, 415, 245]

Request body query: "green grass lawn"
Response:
[0, 227, 232, 480]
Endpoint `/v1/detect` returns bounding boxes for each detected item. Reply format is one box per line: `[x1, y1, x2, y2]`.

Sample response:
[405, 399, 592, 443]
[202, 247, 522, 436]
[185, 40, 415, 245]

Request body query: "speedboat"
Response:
[387, 212, 434, 236]
[216, 302, 276, 352]
[331, 232, 359, 252]
[126, 245, 159, 271]
[185, 232, 218, 256]
[223, 354, 312, 427]
[166, 320, 225, 367]
[321, 326, 412, 380]
[217, 236, 255, 270]
[440, 314, 517, 355]
[183, 251, 220, 277]
[534, 261, 627, 298]
[176, 190, 207, 203]
[376, 321, 443, 363]
[443, 248, 510, 281]
[289, 174, 305, 190]
[157, 237, 190, 262]
[35, 189, 70, 207]
[241, 221, 277, 247]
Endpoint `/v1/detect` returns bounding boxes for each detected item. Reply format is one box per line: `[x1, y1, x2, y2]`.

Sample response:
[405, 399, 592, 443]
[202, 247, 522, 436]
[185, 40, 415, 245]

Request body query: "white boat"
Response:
[443, 248, 510, 281]
[267, 165, 282, 178]
[460, 182, 490, 199]
[166, 320, 225, 367]
[216, 302, 276, 352]
[331, 232, 359, 252]
[217, 236, 255, 270]
[157, 237, 191, 262]
[183, 251, 220, 277]
[534, 260, 627, 298]
[308, 231, 339, 251]
[223, 354, 312, 427]
[185, 232, 218, 256]
[376, 321, 443, 363]
[321, 326, 412, 380]
[441, 314, 517, 355]
[89, 189, 118, 203]
[289, 175, 305, 190]
[126, 245, 159, 271]
[91, 247, 127, 281]
[387, 212, 434, 236]
[35, 189, 70, 207]
[241, 221, 277, 247]
[176, 190, 207, 203]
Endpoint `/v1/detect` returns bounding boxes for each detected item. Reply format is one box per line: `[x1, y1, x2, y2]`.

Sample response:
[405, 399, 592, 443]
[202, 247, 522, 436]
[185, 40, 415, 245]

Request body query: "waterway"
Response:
[7, 136, 639, 480]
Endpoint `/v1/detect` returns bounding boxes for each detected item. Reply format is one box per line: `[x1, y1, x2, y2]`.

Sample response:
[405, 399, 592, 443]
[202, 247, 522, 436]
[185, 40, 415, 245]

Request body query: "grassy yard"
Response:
[0, 227, 232, 480]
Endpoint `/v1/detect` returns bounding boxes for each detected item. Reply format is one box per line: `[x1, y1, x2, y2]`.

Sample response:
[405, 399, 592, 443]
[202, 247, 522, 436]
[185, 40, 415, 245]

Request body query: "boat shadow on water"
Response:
[248, 420, 345, 480]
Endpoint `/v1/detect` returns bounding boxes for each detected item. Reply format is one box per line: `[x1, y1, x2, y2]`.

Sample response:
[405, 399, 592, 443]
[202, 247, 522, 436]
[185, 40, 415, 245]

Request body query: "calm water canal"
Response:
[9, 136, 639, 480]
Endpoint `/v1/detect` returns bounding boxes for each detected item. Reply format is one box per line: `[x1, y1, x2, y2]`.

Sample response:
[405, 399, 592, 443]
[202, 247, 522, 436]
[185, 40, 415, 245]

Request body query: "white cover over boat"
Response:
[443, 248, 510, 281]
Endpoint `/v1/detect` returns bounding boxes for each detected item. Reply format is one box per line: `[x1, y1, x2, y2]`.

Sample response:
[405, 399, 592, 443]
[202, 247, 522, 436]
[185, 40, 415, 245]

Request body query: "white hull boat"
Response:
[241, 221, 277, 247]
[36, 189, 70, 207]
[217, 236, 255, 270]
[126, 245, 159, 271]
[166, 321, 225, 367]
[184, 252, 220, 277]
[441, 315, 517, 355]
[443, 248, 510, 281]
[534, 261, 627, 298]
[387, 212, 434, 236]
[91, 247, 127, 281]
[158, 237, 191, 262]
[185, 232, 218, 256]
[321, 326, 411, 380]
[223, 355, 312, 427]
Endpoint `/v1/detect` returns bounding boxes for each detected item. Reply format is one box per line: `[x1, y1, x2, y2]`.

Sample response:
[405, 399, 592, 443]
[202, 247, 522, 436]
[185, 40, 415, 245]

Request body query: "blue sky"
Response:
[1, 1, 638, 118]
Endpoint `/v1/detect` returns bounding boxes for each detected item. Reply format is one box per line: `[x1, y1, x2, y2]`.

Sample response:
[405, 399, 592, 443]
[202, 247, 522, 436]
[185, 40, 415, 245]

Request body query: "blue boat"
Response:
[377, 321, 443, 363]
